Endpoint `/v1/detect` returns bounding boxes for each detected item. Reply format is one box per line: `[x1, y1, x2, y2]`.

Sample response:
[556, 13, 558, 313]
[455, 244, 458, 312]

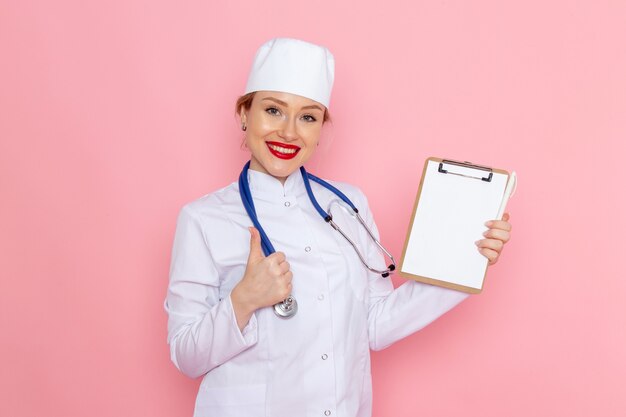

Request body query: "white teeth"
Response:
[268, 143, 298, 154]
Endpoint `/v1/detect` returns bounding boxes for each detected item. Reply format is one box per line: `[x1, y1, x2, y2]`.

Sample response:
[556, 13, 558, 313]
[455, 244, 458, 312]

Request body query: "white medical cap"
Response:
[244, 38, 335, 108]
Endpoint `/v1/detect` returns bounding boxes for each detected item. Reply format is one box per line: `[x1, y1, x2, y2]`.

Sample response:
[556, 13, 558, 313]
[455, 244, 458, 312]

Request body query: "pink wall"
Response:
[1, 1, 625, 416]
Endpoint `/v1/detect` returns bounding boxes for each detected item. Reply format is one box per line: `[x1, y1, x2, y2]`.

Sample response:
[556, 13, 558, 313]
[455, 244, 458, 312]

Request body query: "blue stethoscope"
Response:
[239, 161, 396, 318]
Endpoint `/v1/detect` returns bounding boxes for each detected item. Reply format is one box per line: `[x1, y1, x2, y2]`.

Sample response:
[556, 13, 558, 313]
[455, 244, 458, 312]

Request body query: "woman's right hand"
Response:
[231, 227, 293, 330]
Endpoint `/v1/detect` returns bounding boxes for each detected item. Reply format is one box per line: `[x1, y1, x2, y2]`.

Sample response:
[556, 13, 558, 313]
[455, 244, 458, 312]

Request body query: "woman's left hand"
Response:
[476, 212, 512, 266]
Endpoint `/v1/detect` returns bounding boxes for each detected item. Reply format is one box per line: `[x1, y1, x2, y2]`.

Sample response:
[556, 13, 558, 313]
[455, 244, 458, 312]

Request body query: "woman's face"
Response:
[241, 91, 325, 183]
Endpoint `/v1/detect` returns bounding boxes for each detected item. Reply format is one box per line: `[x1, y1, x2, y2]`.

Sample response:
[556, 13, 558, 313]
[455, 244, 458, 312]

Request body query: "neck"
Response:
[248, 160, 289, 185]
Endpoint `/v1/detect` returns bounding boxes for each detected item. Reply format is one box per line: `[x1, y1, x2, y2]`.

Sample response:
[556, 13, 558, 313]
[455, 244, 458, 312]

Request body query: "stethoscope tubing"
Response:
[238, 161, 396, 318]
[238, 172, 274, 256]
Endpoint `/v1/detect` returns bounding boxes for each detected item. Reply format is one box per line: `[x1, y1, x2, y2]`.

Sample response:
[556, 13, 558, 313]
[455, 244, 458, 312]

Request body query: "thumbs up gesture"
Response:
[231, 227, 293, 330]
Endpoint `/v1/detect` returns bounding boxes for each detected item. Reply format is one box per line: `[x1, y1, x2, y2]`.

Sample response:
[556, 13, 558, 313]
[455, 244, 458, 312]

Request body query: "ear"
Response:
[239, 106, 247, 125]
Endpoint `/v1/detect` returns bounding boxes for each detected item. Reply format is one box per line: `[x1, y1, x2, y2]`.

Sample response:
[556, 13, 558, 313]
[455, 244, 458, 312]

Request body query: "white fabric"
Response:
[244, 38, 335, 108]
[165, 169, 469, 417]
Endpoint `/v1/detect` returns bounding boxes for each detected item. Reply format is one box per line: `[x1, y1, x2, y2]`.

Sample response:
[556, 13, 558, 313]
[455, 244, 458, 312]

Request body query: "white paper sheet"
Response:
[400, 159, 510, 291]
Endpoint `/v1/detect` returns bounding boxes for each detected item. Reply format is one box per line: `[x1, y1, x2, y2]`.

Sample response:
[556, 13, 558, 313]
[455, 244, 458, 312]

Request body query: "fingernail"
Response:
[485, 221, 493, 227]
[474, 240, 481, 246]
[482, 231, 488, 237]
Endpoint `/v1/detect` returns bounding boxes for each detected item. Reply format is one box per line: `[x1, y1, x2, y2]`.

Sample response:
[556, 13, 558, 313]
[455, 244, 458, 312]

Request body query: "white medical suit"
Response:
[165, 169, 468, 417]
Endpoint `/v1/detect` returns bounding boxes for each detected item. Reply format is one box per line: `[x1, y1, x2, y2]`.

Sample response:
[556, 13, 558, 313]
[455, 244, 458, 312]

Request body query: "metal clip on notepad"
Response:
[438, 159, 494, 182]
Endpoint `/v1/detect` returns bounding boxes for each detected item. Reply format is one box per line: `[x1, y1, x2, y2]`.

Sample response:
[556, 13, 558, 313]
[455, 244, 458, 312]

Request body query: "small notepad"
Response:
[399, 157, 516, 293]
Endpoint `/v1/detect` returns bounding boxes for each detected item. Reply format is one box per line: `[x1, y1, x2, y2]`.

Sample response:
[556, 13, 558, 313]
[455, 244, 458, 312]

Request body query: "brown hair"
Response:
[235, 92, 331, 123]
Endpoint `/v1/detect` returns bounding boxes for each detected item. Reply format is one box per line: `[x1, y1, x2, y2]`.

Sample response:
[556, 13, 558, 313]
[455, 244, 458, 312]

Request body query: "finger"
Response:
[485, 220, 512, 232]
[247, 227, 265, 261]
[475, 238, 504, 253]
[503, 212, 510, 222]
[478, 247, 499, 264]
[483, 228, 510, 243]
[270, 261, 285, 276]
[278, 260, 290, 274]
[270, 251, 286, 263]
[275, 274, 293, 300]
[267, 256, 289, 276]
[279, 283, 292, 300]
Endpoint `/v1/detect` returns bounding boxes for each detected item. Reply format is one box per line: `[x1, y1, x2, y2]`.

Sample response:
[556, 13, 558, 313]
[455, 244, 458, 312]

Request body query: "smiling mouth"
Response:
[266, 141, 301, 160]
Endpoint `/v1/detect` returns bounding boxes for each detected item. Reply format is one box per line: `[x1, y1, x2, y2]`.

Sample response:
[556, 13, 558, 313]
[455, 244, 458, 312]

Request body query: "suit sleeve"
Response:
[164, 205, 258, 378]
[354, 190, 470, 351]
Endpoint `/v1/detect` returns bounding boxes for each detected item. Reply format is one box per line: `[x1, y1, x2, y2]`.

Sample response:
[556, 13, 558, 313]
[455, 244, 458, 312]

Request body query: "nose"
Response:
[277, 116, 298, 142]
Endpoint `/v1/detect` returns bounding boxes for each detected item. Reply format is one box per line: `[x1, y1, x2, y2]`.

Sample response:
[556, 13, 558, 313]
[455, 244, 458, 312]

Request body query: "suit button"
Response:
[324, 411, 331, 416]
[305, 246, 311, 252]
[284, 201, 291, 207]
[321, 354, 328, 360]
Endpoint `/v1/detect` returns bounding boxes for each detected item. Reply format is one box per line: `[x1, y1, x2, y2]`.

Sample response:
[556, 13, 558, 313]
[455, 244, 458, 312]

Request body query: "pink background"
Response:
[1, 1, 625, 416]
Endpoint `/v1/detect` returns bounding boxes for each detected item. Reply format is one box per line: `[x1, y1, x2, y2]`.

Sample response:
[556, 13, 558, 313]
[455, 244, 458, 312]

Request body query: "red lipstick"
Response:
[266, 141, 301, 160]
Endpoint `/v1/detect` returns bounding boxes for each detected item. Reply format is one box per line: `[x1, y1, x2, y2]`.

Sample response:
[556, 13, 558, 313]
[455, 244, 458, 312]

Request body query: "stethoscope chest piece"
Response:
[273, 296, 298, 318]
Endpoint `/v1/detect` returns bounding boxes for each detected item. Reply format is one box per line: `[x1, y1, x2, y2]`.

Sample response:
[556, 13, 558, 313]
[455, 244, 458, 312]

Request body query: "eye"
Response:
[302, 114, 317, 123]
[265, 107, 281, 116]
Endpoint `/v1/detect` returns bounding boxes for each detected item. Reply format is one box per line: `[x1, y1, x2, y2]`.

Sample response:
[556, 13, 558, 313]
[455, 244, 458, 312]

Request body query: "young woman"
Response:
[165, 38, 512, 417]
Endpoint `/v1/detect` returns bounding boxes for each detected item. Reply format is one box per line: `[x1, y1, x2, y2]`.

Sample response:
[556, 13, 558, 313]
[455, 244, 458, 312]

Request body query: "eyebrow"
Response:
[261, 97, 324, 112]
